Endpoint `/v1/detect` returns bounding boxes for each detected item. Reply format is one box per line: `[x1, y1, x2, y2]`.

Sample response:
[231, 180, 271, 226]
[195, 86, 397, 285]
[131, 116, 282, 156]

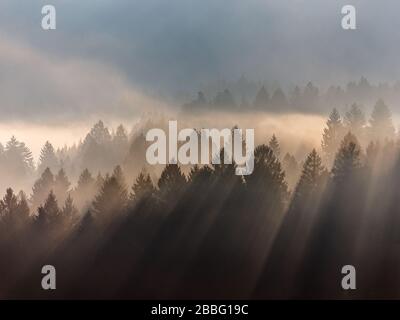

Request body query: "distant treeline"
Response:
[0, 98, 400, 298]
[183, 76, 400, 114]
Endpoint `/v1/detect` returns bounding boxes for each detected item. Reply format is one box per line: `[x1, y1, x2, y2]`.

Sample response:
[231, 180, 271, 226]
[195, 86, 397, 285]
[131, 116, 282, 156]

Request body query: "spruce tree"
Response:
[54, 168, 71, 205]
[95, 172, 105, 191]
[157, 164, 187, 202]
[38, 141, 59, 174]
[331, 132, 362, 183]
[282, 153, 299, 189]
[292, 149, 326, 203]
[92, 175, 128, 220]
[31, 167, 54, 210]
[269, 134, 281, 158]
[254, 86, 269, 109]
[4, 136, 35, 178]
[345, 103, 366, 139]
[0, 188, 18, 219]
[62, 194, 78, 219]
[16, 191, 30, 222]
[130, 171, 155, 203]
[245, 144, 288, 206]
[73, 169, 96, 210]
[369, 99, 395, 141]
[321, 108, 344, 167]
[270, 88, 288, 107]
[112, 165, 127, 190]
[35, 191, 60, 226]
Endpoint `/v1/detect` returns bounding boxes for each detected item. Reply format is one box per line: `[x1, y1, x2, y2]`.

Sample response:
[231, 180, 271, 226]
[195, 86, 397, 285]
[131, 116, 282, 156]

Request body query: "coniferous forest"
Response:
[1, 93, 400, 299]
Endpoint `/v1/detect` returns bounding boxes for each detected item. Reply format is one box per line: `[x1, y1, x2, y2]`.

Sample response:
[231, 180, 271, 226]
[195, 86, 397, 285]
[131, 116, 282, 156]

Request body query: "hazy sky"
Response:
[0, 0, 400, 122]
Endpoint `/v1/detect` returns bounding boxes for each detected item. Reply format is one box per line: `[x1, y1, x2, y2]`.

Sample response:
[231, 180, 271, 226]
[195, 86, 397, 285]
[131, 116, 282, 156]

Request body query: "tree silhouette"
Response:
[73, 169, 96, 211]
[95, 172, 105, 191]
[213, 89, 236, 108]
[130, 171, 155, 204]
[292, 149, 326, 205]
[282, 152, 299, 189]
[157, 164, 187, 203]
[112, 124, 129, 163]
[61, 194, 78, 220]
[38, 141, 59, 174]
[254, 86, 269, 109]
[16, 191, 30, 223]
[321, 108, 344, 167]
[344, 103, 366, 140]
[369, 99, 395, 142]
[302, 82, 319, 109]
[0, 188, 18, 220]
[188, 164, 213, 183]
[31, 167, 54, 210]
[80, 121, 113, 173]
[124, 133, 148, 180]
[0, 189, 30, 231]
[112, 165, 127, 191]
[3, 136, 34, 183]
[245, 145, 288, 205]
[268, 134, 281, 158]
[35, 191, 61, 226]
[54, 168, 71, 205]
[270, 88, 288, 108]
[331, 132, 362, 183]
[185, 91, 208, 109]
[92, 174, 128, 221]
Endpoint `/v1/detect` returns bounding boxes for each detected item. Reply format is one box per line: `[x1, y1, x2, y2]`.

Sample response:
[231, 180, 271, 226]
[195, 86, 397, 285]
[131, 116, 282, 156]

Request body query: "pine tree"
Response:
[38, 141, 59, 174]
[112, 165, 127, 190]
[302, 82, 319, 109]
[73, 169, 96, 211]
[345, 103, 366, 139]
[254, 86, 269, 109]
[113, 125, 129, 162]
[282, 153, 299, 189]
[290, 86, 302, 108]
[292, 149, 326, 202]
[269, 134, 281, 158]
[80, 121, 113, 173]
[157, 164, 187, 202]
[185, 91, 207, 109]
[321, 108, 344, 167]
[89, 120, 112, 144]
[0, 188, 18, 219]
[245, 144, 288, 207]
[31, 167, 54, 210]
[0, 189, 30, 227]
[124, 133, 148, 179]
[4, 136, 35, 178]
[214, 89, 236, 108]
[35, 191, 60, 226]
[130, 171, 155, 203]
[95, 172, 105, 191]
[16, 191, 30, 222]
[54, 168, 71, 205]
[369, 99, 395, 141]
[62, 194, 78, 219]
[92, 175, 128, 220]
[78, 169, 95, 187]
[331, 132, 362, 183]
[188, 164, 213, 183]
[113, 125, 128, 147]
[270, 88, 288, 107]
[365, 141, 380, 167]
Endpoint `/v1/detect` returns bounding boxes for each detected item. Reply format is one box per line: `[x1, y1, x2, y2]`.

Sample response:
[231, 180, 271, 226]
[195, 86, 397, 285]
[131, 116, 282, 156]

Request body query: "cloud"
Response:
[1, 0, 400, 109]
[0, 34, 168, 123]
